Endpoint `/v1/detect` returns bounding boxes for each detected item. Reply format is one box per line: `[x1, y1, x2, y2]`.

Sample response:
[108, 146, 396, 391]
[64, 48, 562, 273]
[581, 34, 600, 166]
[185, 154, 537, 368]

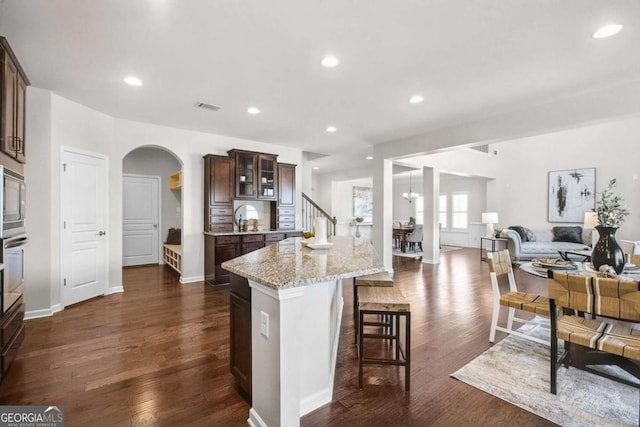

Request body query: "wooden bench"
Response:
[548, 271, 640, 420]
[357, 286, 410, 390]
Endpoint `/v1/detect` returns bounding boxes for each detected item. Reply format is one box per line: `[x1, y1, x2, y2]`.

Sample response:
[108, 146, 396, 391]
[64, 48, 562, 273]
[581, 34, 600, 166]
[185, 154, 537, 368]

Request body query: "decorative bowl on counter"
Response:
[301, 238, 333, 250]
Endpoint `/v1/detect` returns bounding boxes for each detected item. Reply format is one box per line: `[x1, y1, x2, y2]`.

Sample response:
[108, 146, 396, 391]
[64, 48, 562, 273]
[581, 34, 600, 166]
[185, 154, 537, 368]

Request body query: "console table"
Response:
[480, 237, 509, 262]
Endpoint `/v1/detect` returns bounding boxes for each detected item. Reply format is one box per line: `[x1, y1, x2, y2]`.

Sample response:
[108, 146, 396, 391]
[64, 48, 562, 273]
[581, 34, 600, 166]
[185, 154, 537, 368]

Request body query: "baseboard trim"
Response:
[106, 286, 124, 295]
[422, 257, 441, 264]
[180, 275, 204, 284]
[248, 408, 268, 427]
[25, 303, 62, 320]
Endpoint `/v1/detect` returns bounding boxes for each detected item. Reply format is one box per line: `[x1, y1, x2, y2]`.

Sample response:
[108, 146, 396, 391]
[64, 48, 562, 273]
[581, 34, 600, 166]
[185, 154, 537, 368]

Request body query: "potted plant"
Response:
[592, 178, 631, 274]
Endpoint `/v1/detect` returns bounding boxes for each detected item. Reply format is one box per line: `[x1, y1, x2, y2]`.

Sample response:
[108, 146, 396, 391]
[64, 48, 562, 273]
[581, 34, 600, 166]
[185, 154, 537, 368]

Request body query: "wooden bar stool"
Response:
[353, 271, 394, 344]
[357, 286, 410, 391]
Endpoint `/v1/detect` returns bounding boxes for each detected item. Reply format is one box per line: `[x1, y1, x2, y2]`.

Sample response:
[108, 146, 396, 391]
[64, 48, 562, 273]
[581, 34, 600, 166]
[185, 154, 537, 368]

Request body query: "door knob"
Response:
[97, 231, 106, 236]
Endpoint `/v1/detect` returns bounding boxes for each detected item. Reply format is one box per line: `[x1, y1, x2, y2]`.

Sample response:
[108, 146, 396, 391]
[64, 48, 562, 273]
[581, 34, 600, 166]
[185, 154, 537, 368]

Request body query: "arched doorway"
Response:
[122, 146, 183, 278]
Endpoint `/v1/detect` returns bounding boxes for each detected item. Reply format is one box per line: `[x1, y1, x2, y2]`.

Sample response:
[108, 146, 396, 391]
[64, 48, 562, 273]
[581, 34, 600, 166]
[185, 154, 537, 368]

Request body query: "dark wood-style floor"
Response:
[0, 248, 556, 426]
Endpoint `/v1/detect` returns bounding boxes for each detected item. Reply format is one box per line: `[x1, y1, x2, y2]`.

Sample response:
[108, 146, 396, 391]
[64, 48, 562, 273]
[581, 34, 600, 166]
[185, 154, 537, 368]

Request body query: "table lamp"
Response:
[481, 212, 499, 238]
[583, 212, 599, 249]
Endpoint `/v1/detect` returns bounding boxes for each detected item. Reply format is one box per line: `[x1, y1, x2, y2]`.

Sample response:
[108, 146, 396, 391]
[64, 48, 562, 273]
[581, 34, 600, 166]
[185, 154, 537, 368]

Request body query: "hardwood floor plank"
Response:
[0, 249, 556, 426]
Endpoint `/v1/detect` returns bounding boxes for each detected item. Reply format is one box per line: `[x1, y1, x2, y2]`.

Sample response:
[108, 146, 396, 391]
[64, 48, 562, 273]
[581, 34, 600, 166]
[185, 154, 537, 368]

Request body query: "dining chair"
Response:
[487, 250, 550, 346]
[406, 224, 423, 252]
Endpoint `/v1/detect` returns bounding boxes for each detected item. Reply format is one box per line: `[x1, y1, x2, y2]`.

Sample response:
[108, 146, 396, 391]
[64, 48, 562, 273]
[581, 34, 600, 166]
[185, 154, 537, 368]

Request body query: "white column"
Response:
[372, 157, 394, 272]
[422, 166, 440, 264]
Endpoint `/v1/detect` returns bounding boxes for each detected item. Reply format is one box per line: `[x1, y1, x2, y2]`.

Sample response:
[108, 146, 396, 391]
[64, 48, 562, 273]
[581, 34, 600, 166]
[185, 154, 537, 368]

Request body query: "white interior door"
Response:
[60, 148, 108, 307]
[122, 175, 160, 266]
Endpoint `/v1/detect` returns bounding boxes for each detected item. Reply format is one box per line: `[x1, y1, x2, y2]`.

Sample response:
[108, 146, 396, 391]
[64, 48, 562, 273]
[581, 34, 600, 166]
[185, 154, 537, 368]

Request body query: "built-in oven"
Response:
[1, 166, 26, 238]
[3, 234, 26, 313]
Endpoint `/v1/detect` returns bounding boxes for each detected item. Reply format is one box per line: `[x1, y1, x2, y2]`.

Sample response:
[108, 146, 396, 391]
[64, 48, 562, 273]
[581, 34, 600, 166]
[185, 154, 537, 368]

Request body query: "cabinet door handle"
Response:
[97, 231, 106, 236]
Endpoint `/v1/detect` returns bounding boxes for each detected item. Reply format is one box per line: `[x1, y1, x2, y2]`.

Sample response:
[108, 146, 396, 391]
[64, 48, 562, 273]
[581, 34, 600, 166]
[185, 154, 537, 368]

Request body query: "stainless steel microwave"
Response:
[1, 166, 26, 238]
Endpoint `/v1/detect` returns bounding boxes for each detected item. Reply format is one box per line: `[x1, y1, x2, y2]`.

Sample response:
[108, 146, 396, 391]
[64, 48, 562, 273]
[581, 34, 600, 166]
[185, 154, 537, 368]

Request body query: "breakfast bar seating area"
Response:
[352, 271, 411, 391]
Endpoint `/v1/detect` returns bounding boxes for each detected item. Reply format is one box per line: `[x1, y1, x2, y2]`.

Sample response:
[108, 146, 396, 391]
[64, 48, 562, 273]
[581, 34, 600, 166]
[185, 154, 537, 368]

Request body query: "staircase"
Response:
[302, 192, 337, 236]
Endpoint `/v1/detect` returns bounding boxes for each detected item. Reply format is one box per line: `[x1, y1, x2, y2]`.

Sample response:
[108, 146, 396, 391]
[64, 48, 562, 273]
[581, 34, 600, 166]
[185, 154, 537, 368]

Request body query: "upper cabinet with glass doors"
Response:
[228, 149, 278, 200]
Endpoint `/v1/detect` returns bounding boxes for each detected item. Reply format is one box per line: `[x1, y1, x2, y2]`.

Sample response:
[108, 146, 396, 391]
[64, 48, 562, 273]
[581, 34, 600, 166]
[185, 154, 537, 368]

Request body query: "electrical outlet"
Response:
[260, 311, 269, 338]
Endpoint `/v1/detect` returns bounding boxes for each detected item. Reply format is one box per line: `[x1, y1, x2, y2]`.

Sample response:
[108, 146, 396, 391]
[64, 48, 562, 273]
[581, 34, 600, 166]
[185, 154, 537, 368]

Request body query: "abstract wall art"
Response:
[548, 168, 595, 223]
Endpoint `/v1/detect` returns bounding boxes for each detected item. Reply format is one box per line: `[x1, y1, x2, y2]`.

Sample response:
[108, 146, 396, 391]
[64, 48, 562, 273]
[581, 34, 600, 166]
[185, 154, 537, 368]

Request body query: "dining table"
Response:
[393, 226, 414, 253]
[518, 260, 640, 279]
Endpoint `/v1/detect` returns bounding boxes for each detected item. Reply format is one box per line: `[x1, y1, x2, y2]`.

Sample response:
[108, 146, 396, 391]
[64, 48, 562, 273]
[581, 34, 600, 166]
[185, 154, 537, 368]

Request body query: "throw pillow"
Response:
[552, 226, 582, 244]
[508, 225, 529, 242]
[166, 228, 181, 245]
[524, 227, 536, 242]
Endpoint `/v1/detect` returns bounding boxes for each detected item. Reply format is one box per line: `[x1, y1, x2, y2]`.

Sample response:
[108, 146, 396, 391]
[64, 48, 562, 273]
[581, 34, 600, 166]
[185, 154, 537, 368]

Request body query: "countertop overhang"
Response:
[221, 236, 384, 290]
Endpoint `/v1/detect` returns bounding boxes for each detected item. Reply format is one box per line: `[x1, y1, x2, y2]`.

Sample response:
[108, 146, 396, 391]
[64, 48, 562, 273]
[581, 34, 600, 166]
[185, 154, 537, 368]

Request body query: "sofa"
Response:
[500, 226, 591, 260]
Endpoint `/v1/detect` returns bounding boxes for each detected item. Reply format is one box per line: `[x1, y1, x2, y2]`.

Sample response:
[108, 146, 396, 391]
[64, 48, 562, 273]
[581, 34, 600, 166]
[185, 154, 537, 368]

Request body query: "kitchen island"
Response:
[222, 236, 384, 427]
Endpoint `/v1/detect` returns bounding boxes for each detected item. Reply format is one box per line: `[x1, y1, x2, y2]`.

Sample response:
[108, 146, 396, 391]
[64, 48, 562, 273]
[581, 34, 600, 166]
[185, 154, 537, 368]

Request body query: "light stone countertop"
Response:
[221, 236, 384, 290]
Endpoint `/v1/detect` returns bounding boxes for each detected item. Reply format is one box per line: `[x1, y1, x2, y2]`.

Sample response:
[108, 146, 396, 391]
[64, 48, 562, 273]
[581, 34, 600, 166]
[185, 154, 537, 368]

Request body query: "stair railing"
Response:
[301, 192, 337, 236]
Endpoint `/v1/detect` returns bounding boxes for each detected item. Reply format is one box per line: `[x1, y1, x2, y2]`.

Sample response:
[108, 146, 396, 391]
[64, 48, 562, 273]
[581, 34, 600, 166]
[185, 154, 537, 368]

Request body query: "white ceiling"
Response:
[1, 1, 639, 172]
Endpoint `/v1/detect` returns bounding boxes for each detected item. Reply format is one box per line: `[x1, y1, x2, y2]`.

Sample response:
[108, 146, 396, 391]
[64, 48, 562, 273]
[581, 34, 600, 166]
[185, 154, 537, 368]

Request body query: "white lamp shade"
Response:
[584, 212, 598, 229]
[481, 212, 499, 224]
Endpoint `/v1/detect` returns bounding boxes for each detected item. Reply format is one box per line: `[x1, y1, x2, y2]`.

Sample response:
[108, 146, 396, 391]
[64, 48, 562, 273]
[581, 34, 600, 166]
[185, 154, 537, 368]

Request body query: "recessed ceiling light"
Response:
[124, 76, 143, 86]
[326, 126, 337, 133]
[365, 156, 373, 160]
[593, 24, 623, 39]
[247, 106, 260, 115]
[321, 56, 339, 68]
[313, 166, 320, 170]
[409, 95, 424, 104]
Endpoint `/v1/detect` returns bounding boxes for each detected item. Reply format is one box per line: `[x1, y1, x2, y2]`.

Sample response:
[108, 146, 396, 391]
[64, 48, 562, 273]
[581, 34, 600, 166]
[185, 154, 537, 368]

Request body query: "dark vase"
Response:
[591, 226, 625, 274]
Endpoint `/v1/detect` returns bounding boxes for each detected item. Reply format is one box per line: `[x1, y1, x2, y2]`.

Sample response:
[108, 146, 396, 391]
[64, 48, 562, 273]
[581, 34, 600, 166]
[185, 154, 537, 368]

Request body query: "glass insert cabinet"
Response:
[228, 149, 278, 200]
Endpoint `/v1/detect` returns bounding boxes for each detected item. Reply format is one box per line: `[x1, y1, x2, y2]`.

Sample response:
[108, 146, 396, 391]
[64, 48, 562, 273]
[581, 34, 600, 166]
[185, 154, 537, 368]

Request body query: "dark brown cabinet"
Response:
[271, 163, 297, 230]
[0, 37, 29, 170]
[228, 149, 278, 201]
[257, 154, 277, 199]
[0, 295, 24, 380]
[241, 234, 264, 254]
[277, 163, 295, 206]
[204, 155, 235, 233]
[229, 273, 251, 399]
[209, 235, 241, 285]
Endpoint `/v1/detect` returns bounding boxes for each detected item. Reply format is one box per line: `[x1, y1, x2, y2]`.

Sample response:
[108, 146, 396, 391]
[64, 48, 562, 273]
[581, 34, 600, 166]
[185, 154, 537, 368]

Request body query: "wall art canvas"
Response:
[353, 186, 373, 218]
[548, 168, 595, 223]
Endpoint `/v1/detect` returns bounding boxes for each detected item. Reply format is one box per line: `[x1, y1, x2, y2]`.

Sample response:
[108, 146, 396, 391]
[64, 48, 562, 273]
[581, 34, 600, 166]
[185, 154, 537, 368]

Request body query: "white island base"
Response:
[248, 278, 343, 427]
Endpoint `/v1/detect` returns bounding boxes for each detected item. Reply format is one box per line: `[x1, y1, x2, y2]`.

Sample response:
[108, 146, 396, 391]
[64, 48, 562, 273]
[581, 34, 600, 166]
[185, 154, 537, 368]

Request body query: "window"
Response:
[451, 193, 468, 229]
[439, 195, 447, 229]
[415, 196, 424, 224]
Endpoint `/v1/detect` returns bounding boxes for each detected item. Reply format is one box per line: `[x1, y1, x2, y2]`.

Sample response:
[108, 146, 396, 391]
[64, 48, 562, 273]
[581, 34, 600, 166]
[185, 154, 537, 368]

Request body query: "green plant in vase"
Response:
[592, 178, 630, 274]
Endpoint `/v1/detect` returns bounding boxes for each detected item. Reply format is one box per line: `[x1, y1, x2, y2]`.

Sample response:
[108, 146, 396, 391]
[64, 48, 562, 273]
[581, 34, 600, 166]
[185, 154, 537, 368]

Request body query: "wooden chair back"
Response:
[547, 272, 593, 313]
[593, 276, 640, 322]
[487, 250, 516, 292]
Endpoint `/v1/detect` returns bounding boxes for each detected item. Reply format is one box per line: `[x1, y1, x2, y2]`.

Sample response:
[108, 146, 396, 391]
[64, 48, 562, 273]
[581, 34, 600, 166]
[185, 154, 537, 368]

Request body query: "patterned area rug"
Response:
[452, 317, 639, 426]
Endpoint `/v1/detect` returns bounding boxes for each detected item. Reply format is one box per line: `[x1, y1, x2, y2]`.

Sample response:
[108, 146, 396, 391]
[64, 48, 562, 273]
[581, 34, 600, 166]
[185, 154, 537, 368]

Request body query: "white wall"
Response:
[23, 87, 53, 314]
[25, 90, 303, 314]
[493, 114, 640, 241]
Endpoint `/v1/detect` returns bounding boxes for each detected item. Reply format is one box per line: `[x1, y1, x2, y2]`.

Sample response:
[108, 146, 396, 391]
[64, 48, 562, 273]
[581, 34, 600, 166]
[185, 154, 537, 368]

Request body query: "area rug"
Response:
[392, 248, 422, 258]
[452, 317, 639, 426]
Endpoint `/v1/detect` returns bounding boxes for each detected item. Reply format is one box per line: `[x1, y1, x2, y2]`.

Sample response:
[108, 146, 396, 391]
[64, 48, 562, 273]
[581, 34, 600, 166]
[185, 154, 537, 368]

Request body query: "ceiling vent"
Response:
[470, 144, 489, 154]
[195, 102, 221, 112]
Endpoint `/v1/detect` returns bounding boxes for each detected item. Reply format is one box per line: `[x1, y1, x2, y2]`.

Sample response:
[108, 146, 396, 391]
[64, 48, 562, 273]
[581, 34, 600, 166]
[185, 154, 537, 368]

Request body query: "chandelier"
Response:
[403, 172, 419, 203]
